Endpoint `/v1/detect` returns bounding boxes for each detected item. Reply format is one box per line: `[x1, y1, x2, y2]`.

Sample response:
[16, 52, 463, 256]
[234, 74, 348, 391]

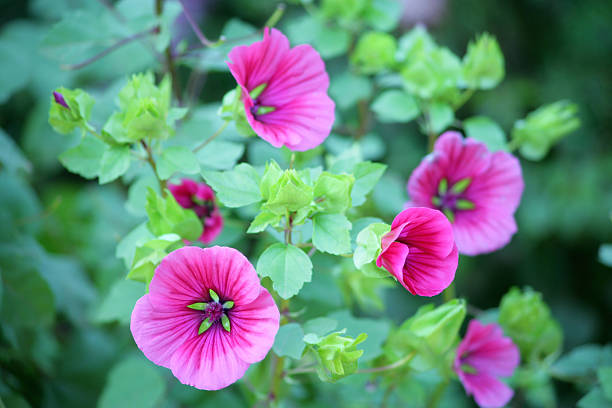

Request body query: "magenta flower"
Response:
[168, 179, 223, 244]
[227, 28, 335, 151]
[376, 207, 458, 296]
[408, 131, 524, 256]
[454, 320, 520, 408]
[131, 246, 280, 390]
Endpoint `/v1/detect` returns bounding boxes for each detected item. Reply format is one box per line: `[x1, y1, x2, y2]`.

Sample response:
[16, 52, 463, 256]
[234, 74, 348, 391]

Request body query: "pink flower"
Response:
[131, 246, 280, 390]
[376, 207, 458, 296]
[454, 320, 520, 408]
[227, 28, 335, 151]
[168, 178, 223, 244]
[408, 131, 524, 255]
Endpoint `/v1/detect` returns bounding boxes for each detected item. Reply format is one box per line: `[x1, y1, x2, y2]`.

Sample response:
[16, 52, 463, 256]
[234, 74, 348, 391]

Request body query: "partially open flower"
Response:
[376, 207, 458, 296]
[227, 28, 335, 151]
[131, 246, 280, 390]
[454, 320, 520, 408]
[408, 131, 524, 255]
[168, 179, 223, 244]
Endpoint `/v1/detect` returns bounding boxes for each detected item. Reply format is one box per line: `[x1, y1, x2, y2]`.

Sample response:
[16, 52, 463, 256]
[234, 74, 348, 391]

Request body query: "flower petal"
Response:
[453, 211, 517, 256]
[170, 326, 250, 390]
[391, 207, 455, 258]
[225, 287, 280, 364]
[403, 244, 458, 296]
[460, 372, 515, 408]
[149, 246, 261, 312]
[376, 241, 410, 283]
[130, 294, 200, 368]
[433, 131, 491, 183]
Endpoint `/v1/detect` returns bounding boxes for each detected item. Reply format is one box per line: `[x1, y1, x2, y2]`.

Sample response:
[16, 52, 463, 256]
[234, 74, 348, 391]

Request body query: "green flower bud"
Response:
[315, 331, 367, 382]
[511, 100, 580, 161]
[498, 287, 563, 362]
[353, 222, 390, 269]
[351, 31, 397, 75]
[48, 87, 94, 134]
[218, 86, 255, 137]
[384, 299, 466, 369]
[263, 169, 313, 216]
[462, 33, 505, 90]
[103, 72, 183, 143]
[313, 172, 354, 213]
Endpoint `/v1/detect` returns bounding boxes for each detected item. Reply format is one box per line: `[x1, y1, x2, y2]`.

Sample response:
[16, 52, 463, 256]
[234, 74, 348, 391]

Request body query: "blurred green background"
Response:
[0, 0, 610, 407]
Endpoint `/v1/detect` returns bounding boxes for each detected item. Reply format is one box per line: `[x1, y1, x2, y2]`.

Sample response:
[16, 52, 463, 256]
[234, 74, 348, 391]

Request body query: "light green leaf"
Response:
[599, 244, 612, 268]
[98, 356, 166, 408]
[0, 129, 31, 173]
[157, 146, 199, 180]
[371, 90, 420, 123]
[128, 234, 181, 283]
[313, 213, 352, 255]
[95, 279, 145, 325]
[273, 323, 306, 359]
[247, 211, 281, 234]
[351, 31, 397, 74]
[329, 72, 372, 110]
[364, 0, 402, 31]
[463, 116, 508, 152]
[598, 366, 612, 400]
[354, 222, 390, 268]
[551, 344, 612, 381]
[59, 134, 106, 179]
[256, 243, 312, 299]
[428, 102, 454, 134]
[99, 145, 131, 184]
[304, 317, 338, 339]
[351, 161, 387, 206]
[145, 188, 203, 241]
[202, 163, 262, 207]
[195, 140, 245, 170]
[313, 172, 354, 213]
[577, 387, 612, 408]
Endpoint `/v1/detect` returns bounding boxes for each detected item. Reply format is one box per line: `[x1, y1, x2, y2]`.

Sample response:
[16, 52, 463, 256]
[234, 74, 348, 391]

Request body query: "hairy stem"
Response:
[156, 0, 182, 103]
[141, 140, 167, 196]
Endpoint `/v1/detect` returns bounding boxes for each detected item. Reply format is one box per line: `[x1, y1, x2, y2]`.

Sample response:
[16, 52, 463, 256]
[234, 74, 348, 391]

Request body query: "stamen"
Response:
[443, 208, 455, 223]
[198, 317, 212, 334]
[456, 199, 475, 210]
[250, 83, 267, 99]
[451, 178, 472, 194]
[223, 301, 235, 309]
[221, 314, 231, 332]
[460, 364, 478, 374]
[255, 106, 275, 115]
[187, 302, 208, 310]
[209, 289, 219, 302]
[438, 178, 448, 195]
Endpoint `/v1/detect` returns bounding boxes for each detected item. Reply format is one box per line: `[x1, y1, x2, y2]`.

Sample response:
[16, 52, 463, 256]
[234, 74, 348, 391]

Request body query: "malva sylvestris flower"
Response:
[454, 320, 520, 408]
[130, 246, 280, 390]
[376, 207, 458, 296]
[227, 28, 335, 151]
[168, 178, 223, 244]
[408, 131, 524, 256]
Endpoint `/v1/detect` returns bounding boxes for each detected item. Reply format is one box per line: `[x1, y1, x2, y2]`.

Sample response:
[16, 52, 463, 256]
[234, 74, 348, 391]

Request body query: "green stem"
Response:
[357, 351, 416, 374]
[156, 0, 182, 103]
[193, 121, 229, 152]
[141, 140, 167, 196]
[427, 378, 450, 408]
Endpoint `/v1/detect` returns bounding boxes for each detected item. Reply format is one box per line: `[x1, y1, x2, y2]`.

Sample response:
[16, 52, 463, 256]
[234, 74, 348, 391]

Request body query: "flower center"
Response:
[431, 178, 475, 223]
[187, 289, 234, 334]
[191, 195, 215, 219]
[249, 83, 275, 117]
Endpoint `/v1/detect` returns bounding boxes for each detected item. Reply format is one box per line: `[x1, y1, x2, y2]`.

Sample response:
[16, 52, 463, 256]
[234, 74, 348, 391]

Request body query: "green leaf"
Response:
[462, 33, 505, 90]
[128, 234, 182, 283]
[98, 356, 166, 408]
[312, 213, 352, 255]
[48, 87, 95, 134]
[99, 145, 131, 184]
[351, 161, 387, 206]
[353, 222, 390, 268]
[578, 387, 612, 408]
[313, 172, 354, 213]
[157, 146, 199, 180]
[315, 25, 351, 60]
[463, 116, 508, 152]
[329, 72, 372, 110]
[256, 243, 312, 299]
[599, 244, 612, 268]
[303, 317, 338, 340]
[247, 211, 281, 234]
[59, 134, 106, 179]
[202, 163, 261, 207]
[95, 279, 145, 325]
[551, 344, 612, 381]
[364, 0, 401, 31]
[273, 323, 306, 359]
[428, 102, 454, 134]
[264, 170, 313, 215]
[195, 140, 245, 171]
[598, 366, 612, 400]
[0, 128, 31, 173]
[371, 90, 420, 123]
[116, 222, 155, 269]
[145, 188, 203, 241]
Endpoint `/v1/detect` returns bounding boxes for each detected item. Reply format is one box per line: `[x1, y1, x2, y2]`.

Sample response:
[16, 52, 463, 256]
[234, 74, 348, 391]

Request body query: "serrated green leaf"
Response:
[371, 90, 420, 123]
[202, 163, 261, 207]
[195, 140, 245, 171]
[99, 145, 131, 184]
[145, 188, 203, 241]
[247, 211, 281, 234]
[314, 172, 354, 213]
[354, 222, 390, 268]
[256, 243, 312, 299]
[428, 102, 454, 134]
[59, 134, 105, 179]
[351, 161, 387, 206]
[157, 146, 199, 180]
[273, 323, 306, 359]
[313, 213, 352, 255]
[463, 116, 508, 152]
[95, 279, 144, 324]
